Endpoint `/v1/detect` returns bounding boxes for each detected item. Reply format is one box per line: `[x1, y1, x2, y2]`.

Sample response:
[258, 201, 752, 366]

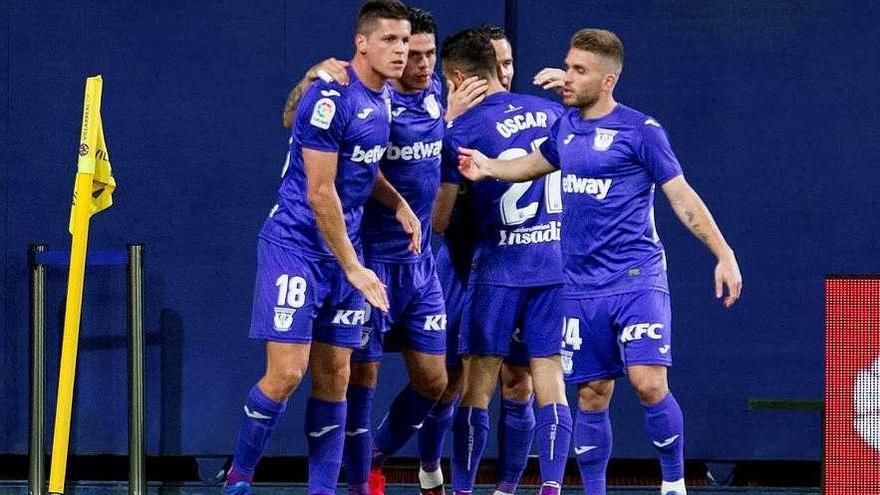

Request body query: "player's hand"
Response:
[307, 58, 350, 85]
[345, 264, 389, 312]
[394, 202, 422, 255]
[532, 68, 565, 94]
[445, 76, 488, 122]
[457, 147, 492, 181]
[714, 252, 742, 308]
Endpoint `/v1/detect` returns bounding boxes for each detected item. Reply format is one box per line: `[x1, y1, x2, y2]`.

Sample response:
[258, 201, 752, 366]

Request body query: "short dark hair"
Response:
[570, 28, 624, 72]
[441, 28, 496, 78]
[473, 24, 507, 42]
[356, 0, 410, 35]
[407, 7, 436, 36]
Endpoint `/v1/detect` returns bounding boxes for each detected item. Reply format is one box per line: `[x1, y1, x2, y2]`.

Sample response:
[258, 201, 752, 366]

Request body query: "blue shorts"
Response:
[459, 284, 563, 365]
[561, 289, 673, 384]
[353, 255, 447, 362]
[249, 239, 364, 348]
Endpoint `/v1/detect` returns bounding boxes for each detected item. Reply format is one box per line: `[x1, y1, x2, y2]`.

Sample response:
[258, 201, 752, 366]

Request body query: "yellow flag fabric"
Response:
[69, 75, 116, 233]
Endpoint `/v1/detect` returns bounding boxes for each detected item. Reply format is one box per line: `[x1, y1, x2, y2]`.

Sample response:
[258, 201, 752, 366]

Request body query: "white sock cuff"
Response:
[418, 466, 444, 489]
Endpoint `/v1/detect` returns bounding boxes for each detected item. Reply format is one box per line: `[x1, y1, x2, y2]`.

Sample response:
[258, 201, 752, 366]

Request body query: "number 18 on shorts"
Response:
[249, 239, 365, 347]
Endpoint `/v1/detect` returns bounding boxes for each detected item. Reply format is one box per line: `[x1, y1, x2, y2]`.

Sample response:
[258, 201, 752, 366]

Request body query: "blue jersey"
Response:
[362, 74, 445, 262]
[538, 103, 684, 297]
[443, 91, 564, 287]
[260, 67, 392, 259]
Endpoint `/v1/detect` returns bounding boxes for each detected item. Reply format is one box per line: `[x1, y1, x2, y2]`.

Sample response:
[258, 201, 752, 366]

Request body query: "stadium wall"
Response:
[2, 0, 878, 461]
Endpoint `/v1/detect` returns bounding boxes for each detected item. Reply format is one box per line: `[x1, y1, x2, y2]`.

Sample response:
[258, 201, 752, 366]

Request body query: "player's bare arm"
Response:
[370, 170, 422, 255]
[457, 147, 555, 182]
[444, 76, 488, 122]
[431, 182, 459, 233]
[302, 147, 389, 311]
[662, 175, 743, 308]
[282, 58, 351, 129]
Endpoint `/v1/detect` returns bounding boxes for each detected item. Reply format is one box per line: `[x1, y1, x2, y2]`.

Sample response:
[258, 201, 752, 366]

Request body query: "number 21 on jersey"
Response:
[497, 137, 562, 226]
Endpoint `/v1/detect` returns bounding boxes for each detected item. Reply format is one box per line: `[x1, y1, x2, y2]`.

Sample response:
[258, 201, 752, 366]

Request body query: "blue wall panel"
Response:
[3, 0, 878, 462]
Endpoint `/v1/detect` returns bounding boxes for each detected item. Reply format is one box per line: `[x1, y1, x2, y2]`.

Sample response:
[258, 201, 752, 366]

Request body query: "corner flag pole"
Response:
[48, 76, 104, 495]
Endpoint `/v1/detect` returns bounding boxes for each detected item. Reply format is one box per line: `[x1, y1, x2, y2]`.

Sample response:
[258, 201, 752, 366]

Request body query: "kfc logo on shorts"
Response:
[273, 307, 296, 332]
[332, 309, 367, 326]
[423, 314, 447, 331]
[620, 323, 664, 343]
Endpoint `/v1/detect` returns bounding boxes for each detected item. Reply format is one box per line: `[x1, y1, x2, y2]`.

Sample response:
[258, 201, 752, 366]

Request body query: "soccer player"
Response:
[279, 9, 449, 495]
[438, 28, 572, 495]
[223, 2, 412, 495]
[457, 28, 743, 495]
[424, 24, 545, 495]
[349, 8, 449, 495]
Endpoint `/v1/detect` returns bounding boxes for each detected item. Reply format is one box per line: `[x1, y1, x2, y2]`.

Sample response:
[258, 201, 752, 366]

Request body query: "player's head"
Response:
[563, 28, 624, 109]
[440, 27, 498, 86]
[355, 0, 412, 80]
[474, 24, 514, 90]
[397, 7, 437, 92]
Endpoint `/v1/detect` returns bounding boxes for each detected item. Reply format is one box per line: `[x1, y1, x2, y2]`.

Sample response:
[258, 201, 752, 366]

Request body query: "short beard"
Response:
[570, 91, 599, 110]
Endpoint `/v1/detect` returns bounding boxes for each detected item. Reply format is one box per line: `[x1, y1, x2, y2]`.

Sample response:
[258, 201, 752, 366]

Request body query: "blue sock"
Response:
[372, 384, 438, 467]
[228, 385, 287, 483]
[451, 406, 489, 493]
[344, 385, 374, 495]
[306, 398, 347, 495]
[418, 397, 457, 472]
[496, 398, 535, 493]
[535, 403, 572, 485]
[574, 408, 612, 495]
[644, 392, 685, 482]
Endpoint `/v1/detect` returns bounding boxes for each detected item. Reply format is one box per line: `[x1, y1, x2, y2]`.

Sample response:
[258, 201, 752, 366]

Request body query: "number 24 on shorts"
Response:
[562, 317, 583, 350]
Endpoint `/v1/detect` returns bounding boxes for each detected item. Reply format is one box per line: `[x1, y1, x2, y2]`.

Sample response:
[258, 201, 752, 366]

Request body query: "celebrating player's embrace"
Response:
[225, 2, 742, 495]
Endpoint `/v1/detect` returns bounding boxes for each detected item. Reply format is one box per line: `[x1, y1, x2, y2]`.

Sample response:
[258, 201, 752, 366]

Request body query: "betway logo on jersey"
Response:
[350, 145, 387, 164]
[562, 175, 612, 200]
[498, 221, 561, 246]
[620, 323, 664, 343]
[385, 140, 442, 162]
[496, 111, 549, 138]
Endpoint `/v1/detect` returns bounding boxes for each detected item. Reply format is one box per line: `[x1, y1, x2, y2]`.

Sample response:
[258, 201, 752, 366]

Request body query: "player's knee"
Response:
[501, 374, 533, 403]
[438, 370, 463, 404]
[631, 375, 668, 405]
[578, 379, 614, 411]
[350, 362, 379, 388]
[412, 371, 448, 400]
[262, 365, 305, 399]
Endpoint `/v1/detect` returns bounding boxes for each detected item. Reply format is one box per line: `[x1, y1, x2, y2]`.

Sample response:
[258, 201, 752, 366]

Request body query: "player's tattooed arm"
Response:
[662, 175, 743, 308]
[444, 76, 488, 122]
[431, 183, 459, 234]
[371, 171, 422, 255]
[457, 147, 555, 182]
[532, 68, 565, 95]
[303, 147, 389, 311]
[282, 58, 350, 129]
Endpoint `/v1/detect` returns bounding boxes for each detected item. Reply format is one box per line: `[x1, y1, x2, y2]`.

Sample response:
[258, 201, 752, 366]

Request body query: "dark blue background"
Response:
[2, 0, 877, 461]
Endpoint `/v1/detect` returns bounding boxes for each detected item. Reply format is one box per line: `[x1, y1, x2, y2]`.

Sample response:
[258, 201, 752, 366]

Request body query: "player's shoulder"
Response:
[510, 91, 556, 108]
[616, 103, 665, 130]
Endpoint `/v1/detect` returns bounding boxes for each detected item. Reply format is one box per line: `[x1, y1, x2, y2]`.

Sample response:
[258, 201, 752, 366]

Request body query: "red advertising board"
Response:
[826, 277, 880, 493]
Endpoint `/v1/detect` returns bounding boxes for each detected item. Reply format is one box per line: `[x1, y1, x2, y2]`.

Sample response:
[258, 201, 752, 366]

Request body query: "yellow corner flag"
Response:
[49, 75, 116, 495]
[68, 76, 116, 233]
